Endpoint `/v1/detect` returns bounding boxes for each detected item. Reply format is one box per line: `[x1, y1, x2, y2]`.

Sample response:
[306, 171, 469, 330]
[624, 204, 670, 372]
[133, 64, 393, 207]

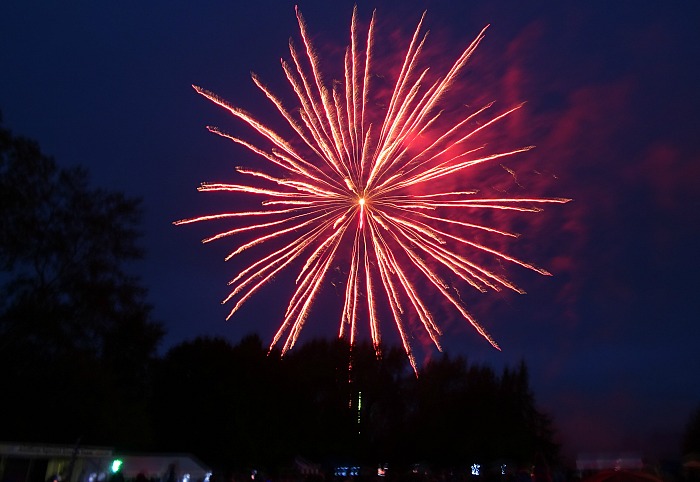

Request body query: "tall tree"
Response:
[0, 116, 163, 447]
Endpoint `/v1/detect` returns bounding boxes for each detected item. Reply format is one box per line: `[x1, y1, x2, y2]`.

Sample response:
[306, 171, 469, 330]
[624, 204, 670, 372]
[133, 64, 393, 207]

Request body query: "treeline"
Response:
[3, 329, 560, 474]
[1, 116, 558, 474]
[150, 335, 559, 472]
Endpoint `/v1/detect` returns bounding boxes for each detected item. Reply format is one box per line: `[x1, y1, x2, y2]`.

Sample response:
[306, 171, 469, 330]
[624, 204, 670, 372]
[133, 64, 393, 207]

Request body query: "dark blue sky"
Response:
[3, 1, 700, 462]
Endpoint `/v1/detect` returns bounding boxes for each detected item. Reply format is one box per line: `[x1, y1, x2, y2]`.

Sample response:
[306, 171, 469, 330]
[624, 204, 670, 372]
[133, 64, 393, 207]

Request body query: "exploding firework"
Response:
[176, 6, 569, 372]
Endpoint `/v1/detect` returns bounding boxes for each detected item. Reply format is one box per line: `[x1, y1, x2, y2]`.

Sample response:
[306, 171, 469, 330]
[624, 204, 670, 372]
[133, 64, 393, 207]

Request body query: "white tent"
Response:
[118, 454, 210, 482]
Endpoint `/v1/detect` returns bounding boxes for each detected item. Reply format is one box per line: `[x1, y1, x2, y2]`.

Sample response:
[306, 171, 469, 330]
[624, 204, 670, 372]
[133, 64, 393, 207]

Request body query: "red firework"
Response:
[175, 7, 569, 372]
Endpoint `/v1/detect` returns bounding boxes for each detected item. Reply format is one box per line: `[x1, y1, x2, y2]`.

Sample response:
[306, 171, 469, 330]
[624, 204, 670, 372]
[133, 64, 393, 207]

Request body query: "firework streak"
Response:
[176, 7, 569, 372]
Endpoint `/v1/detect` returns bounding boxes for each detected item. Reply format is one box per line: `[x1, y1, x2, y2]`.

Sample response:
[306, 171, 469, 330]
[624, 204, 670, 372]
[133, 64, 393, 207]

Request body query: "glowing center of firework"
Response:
[358, 197, 366, 229]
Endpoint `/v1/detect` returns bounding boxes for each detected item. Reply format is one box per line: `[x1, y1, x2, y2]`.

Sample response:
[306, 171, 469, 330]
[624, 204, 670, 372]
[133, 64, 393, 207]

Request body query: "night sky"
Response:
[2, 1, 700, 462]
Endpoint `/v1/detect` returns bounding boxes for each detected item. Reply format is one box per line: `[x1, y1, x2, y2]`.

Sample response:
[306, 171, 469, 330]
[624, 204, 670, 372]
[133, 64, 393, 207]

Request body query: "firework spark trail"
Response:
[176, 6, 570, 372]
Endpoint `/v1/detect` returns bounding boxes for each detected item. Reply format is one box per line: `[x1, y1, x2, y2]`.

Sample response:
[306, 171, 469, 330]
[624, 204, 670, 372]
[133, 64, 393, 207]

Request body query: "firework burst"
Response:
[176, 6, 569, 372]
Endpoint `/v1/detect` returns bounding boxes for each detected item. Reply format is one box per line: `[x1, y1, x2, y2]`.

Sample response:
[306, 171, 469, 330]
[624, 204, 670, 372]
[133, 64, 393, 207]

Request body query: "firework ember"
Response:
[176, 6, 569, 372]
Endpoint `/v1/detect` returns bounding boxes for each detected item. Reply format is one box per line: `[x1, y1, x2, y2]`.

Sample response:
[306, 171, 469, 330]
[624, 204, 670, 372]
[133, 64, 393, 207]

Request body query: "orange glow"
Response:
[175, 6, 569, 372]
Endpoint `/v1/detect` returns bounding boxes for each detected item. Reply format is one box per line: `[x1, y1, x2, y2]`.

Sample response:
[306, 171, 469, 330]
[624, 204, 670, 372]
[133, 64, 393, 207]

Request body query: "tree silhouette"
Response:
[151, 335, 289, 473]
[0, 116, 163, 447]
[152, 335, 560, 475]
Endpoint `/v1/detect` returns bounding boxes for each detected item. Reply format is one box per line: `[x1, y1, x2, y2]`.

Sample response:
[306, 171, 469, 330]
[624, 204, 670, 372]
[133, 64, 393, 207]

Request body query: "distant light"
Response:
[334, 466, 360, 477]
[182, 474, 190, 482]
[501, 464, 507, 475]
[357, 391, 362, 430]
[204, 473, 212, 482]
[471, 464, 481, 476]
[111, 460, 123, 474]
